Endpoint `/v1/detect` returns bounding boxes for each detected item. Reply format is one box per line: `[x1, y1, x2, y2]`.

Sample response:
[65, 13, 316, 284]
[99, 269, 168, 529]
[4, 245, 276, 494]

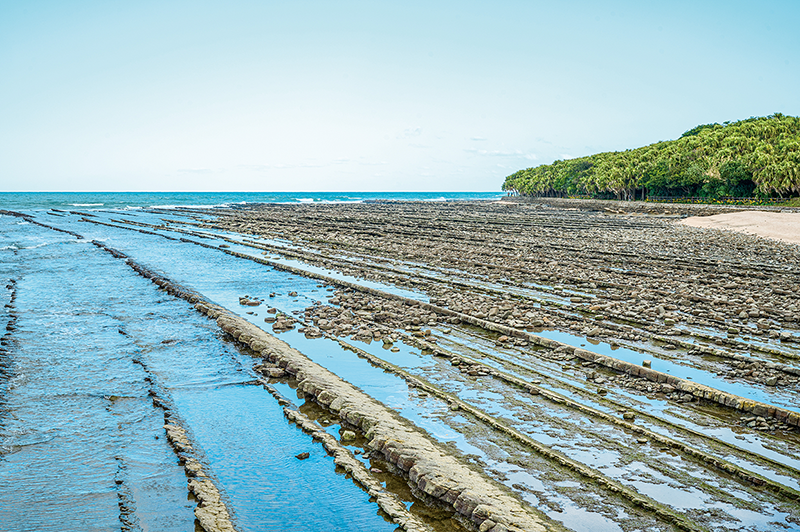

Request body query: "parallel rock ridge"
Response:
[90, 239, 560, 532]
[207, 307, 560, 532]
[278, 404, 432, 532]
[215, 241, 800, 428]
[163, 423, 236, 532]
[66, 203, 800, 531]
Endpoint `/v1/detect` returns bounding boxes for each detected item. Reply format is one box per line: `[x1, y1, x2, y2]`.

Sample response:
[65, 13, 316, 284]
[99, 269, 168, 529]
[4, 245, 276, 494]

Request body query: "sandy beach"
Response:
[681, 211, 800, 245]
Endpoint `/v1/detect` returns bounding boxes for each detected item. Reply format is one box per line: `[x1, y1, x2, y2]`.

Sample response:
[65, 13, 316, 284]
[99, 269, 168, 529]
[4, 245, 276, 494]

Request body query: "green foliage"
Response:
[780, 197, 800, 207]
[502, 114, 800, 200]
[681, 123, 721, 138]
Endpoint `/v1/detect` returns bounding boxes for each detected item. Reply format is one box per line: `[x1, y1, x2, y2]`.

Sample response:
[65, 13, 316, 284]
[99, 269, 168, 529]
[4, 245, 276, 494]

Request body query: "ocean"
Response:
[0, 191, 504, 211]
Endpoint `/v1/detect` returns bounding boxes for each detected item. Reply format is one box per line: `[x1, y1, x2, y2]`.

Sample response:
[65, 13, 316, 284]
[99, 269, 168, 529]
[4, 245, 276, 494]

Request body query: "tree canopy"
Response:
[502, 114, 800, 199]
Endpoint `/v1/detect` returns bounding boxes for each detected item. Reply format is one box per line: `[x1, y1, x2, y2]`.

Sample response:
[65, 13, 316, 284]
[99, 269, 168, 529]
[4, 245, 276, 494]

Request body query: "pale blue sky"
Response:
[1, 0, 798, 191]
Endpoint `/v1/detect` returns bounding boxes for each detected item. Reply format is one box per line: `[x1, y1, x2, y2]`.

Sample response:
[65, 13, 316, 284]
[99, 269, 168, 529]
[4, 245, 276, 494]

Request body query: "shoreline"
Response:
[680, 210, 800, 246]
[4, 202, 800, 531]
[500, 195, 800, 216]
[500, 197, 800, 246]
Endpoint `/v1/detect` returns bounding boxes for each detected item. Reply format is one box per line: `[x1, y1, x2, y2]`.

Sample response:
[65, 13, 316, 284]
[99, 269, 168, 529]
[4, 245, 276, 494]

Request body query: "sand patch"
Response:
[680, 211, 800, 245]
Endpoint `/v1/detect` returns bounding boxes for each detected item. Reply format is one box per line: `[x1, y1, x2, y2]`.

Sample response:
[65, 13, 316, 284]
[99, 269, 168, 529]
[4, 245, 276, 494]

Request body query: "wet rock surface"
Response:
[207, 201, 800, 414]
[198, 200, 800, 529]
[87, 240, 551, 531]
[18, 202, 800, 532]
[207, 303, 557, 532]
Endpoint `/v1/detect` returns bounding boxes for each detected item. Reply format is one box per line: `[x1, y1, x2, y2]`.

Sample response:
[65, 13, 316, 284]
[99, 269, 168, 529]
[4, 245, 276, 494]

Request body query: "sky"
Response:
[1, 0, 798, 192]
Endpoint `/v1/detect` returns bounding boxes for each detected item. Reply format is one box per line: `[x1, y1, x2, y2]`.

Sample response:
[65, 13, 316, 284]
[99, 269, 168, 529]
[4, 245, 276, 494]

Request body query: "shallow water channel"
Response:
[0, 215, 398, 531]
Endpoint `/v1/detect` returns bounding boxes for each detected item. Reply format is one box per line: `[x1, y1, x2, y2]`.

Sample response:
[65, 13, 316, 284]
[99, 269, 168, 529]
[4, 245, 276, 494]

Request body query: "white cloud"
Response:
[465, 148, 537, 160]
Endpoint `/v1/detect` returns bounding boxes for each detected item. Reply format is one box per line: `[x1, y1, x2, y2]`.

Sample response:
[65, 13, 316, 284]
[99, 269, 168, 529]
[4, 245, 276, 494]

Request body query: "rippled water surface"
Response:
[0, 214, 397, 532]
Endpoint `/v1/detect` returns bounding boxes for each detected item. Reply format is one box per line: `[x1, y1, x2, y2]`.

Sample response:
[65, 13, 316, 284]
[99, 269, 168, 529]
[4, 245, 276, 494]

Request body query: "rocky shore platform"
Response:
[195, 198, 800, 530]
[28, 198, 799, 531]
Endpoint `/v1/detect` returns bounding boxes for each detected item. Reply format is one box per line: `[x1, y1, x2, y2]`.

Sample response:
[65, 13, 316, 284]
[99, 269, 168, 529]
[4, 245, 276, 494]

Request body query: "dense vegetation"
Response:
[502, 114, 800, 200]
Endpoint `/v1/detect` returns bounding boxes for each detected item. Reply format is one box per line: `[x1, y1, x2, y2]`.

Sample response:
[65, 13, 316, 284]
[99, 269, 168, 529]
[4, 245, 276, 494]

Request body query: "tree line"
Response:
[502, 113, 800, 200]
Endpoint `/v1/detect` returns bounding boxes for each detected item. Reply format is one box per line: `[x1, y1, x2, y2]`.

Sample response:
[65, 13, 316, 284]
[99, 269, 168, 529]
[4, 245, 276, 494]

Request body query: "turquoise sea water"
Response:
[0, 191, 504, 210]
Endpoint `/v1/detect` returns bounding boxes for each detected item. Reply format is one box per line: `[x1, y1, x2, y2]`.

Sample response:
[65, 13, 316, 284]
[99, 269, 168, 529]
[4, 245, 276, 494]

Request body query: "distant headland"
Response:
[503, 113, 800, 204]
